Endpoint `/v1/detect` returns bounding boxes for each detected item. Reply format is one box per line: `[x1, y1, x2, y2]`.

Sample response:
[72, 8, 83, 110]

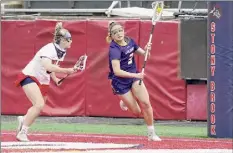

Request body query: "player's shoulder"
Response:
[109, 40, 117, 47]
[40, 42, 55, 50]
[35, 42, 56, 57]
[126, 37, 136, 44]
[38, 42, 55, 53]
[109, 41, 120, 50]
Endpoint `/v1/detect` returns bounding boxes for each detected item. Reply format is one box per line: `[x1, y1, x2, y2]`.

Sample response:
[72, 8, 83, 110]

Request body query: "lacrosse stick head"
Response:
[151, 1, 164, 24]
[74, 54, 88, 71]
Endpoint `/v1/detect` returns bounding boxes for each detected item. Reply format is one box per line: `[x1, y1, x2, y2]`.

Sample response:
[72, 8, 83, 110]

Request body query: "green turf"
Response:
[1, 121, 207, 138]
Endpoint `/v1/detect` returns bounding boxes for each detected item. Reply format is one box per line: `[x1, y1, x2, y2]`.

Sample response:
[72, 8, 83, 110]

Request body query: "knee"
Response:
[34, 100, 45, 110]
[140, 101, 152, 110]
[131, 107, 141, 116]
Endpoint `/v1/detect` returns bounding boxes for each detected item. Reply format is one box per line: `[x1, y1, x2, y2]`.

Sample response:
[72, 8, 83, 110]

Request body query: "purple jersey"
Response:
[108, 37, 139, 84]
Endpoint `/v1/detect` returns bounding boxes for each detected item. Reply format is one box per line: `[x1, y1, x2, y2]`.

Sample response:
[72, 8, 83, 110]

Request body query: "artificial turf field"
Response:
[1, 116, 232, 153]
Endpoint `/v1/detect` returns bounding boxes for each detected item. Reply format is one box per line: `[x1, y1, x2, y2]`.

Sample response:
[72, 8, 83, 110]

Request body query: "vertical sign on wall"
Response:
[207, 1, 233, 138]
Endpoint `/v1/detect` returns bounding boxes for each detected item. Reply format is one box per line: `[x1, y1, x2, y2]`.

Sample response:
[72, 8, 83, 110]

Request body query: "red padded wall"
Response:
[1, 19, 192, 120]
[138, 21, 186, 120]
[187, 84, 207, 120]
[2, 21, 36, 114]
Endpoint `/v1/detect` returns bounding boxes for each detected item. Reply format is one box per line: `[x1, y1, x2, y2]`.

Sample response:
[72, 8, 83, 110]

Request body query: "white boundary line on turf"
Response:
[84, 149, 233, 153]
[2, 132, 232, 144]
[5, 149, 233, 153]
[2, 141, 140, 149]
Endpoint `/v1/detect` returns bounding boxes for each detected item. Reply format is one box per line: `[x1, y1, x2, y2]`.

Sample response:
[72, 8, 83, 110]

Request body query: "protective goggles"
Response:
[64, 32, 72, 42]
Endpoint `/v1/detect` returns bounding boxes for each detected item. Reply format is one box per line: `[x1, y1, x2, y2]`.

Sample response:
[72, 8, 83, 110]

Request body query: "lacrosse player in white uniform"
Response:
[15, 22, 81, 142]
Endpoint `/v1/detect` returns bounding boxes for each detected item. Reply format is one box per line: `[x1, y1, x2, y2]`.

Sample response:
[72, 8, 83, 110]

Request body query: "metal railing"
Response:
[1, 1, 208, 18]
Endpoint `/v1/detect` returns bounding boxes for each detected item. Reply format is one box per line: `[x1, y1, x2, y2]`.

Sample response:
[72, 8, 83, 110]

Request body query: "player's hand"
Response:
[73, 66, 79, 72]
[144, 42, 152, 59]
[143, 50, 151, 60]
[144, 42, 152, 51]
[55, 78, 62, 86]
[65, 68, 76, 74]
[147, 51, 151, 59]
[134, 72, 145, 79]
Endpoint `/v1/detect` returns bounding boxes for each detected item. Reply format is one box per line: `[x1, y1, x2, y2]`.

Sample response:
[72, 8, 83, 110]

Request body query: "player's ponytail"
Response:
[54, 22, 63, 44]
[106, 32, 112, 44]
[53, 22, 70, 44]
[55, 22, 63, 35]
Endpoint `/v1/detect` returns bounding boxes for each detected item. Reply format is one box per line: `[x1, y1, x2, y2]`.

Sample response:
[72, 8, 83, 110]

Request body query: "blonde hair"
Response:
[53, 22, 69, 44]
[106, 21, 122, 44]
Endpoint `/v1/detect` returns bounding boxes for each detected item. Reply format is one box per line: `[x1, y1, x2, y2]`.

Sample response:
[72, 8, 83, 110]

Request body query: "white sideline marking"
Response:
[2, 132, 232, 144]
[8, 149, 233, 153]
[2, 141, 140, 149]
[85, 149, 233, 153]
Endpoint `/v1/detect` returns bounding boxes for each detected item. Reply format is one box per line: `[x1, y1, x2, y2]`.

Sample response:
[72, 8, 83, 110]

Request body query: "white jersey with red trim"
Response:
[22, 43, 66, 85]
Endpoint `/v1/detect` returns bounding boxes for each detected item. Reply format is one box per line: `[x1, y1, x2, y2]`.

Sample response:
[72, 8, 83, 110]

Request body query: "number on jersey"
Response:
[128, 53, 133, 65]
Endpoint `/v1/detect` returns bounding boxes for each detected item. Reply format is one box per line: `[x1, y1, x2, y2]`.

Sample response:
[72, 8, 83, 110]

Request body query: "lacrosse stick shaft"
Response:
[58, 74, 69, 84]
[138, 1, 163, 85]
[138, 24, 155, 85]
[55, 60, 70, 85]
[55, 60, 59, 65]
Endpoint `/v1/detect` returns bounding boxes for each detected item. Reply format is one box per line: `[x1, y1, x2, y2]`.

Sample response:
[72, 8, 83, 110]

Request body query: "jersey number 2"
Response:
[128, 53, 133, 65]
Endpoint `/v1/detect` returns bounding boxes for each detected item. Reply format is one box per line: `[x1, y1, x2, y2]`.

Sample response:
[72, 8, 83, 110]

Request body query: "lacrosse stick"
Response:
[139, 1, 164, 85]
[58, 54, 88, 84]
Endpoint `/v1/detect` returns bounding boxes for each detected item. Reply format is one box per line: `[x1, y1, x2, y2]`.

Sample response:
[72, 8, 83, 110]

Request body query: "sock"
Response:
[21, 125, 29, 133]
[147, 125, 154, 131]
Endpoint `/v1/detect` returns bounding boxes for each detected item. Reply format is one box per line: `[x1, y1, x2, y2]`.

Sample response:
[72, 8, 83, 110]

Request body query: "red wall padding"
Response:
[138, 21, 186, 120]
[1, 19, 197, 120]
[2, 21, 36, 114]
[187, 84, 207, 120]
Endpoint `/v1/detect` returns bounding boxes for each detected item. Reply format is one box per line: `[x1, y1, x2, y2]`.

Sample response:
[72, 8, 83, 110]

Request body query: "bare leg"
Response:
[118, 91, 141, 117]
[131, 80, 161, 141]
[16, 83, 45, 142]
[132, 80, 153, 126]
[22, 83, 45, 127]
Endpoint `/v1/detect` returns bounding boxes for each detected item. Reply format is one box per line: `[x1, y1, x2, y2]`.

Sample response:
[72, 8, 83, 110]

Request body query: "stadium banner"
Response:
[207, 1, 233, 138]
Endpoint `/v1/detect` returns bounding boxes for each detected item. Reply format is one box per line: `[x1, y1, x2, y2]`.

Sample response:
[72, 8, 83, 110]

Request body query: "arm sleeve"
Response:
[109, 46, 121, 61]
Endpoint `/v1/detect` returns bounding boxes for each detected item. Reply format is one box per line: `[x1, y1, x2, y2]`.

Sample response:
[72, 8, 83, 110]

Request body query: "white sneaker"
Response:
[16, 116, 24, 135]
[16, 129, 29, 142]
[120, 100, 128, 111]
[148, 130, 161, 141]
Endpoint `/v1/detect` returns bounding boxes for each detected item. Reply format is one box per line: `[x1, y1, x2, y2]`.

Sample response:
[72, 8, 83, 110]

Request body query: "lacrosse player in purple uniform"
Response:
[107, 21, 161, 141]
